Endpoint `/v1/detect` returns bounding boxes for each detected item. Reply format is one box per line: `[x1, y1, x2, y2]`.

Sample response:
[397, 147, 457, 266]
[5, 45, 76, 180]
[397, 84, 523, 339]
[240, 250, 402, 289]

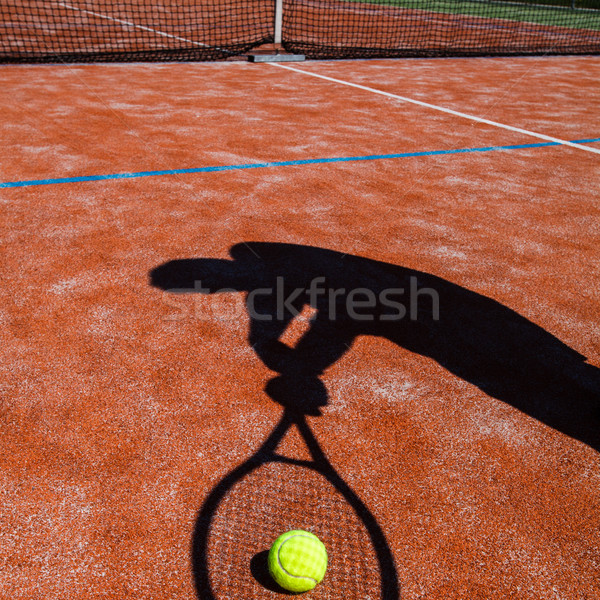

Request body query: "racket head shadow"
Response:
[191, 414, 400, 599]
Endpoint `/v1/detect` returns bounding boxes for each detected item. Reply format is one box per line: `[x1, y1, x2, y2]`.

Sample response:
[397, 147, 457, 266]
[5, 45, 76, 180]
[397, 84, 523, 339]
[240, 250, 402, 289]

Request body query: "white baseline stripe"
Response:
[269, 62, 600, 155]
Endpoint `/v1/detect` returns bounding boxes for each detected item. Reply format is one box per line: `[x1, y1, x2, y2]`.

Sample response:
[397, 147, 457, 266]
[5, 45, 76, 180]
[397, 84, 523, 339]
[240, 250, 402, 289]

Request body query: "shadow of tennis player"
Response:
[150, 242, 599, 600]
[150, 241, 600, 453]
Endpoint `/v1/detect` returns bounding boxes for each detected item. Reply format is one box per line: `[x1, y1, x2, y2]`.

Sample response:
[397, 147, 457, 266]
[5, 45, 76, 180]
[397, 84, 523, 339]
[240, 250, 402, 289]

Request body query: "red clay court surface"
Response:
[0, 56, 599, 599]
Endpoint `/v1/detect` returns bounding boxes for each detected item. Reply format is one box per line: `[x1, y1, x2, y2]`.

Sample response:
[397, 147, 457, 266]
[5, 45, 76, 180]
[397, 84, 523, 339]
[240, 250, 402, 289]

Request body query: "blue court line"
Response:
[1, 137, 599, 190]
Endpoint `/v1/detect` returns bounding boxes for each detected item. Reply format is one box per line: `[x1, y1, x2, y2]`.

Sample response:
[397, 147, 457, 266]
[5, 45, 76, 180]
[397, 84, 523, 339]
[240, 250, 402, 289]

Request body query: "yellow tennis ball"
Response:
[268, 530, 328, 593]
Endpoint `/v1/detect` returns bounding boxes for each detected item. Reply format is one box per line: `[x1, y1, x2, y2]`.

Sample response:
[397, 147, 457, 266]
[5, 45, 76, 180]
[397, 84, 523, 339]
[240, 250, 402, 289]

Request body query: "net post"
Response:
[274, 0, 283, 45]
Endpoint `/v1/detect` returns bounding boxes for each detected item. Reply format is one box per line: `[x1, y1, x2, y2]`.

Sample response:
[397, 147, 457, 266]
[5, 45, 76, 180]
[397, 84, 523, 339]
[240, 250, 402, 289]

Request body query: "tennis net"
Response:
[1, 0, 599, 62]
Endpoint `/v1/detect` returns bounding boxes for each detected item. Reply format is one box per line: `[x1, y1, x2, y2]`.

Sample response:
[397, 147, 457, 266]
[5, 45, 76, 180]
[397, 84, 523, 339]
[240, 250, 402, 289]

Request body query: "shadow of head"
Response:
[150, 242, 600, 451]
[150, 257, 251, 292]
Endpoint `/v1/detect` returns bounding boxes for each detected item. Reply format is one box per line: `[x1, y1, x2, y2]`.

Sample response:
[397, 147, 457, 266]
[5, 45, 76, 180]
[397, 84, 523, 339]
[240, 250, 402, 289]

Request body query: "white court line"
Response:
[58, 1, 210, 48]
[269, 62, 600, 156]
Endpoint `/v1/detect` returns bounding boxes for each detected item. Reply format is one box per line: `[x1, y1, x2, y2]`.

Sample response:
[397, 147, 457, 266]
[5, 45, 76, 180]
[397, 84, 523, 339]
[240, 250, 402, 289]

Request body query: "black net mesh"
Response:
[283, 0, 600, 59]
[1, 0, 599, 62]
[0, 0, 275, 62]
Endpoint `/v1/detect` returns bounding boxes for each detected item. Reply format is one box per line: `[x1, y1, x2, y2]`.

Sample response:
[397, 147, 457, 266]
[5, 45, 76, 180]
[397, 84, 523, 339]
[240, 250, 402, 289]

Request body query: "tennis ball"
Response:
[268, 530, 328, 593]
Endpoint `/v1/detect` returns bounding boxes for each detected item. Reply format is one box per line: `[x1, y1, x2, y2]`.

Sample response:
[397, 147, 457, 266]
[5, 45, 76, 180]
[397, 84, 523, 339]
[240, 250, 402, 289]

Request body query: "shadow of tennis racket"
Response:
[191, 375, 400, 599]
